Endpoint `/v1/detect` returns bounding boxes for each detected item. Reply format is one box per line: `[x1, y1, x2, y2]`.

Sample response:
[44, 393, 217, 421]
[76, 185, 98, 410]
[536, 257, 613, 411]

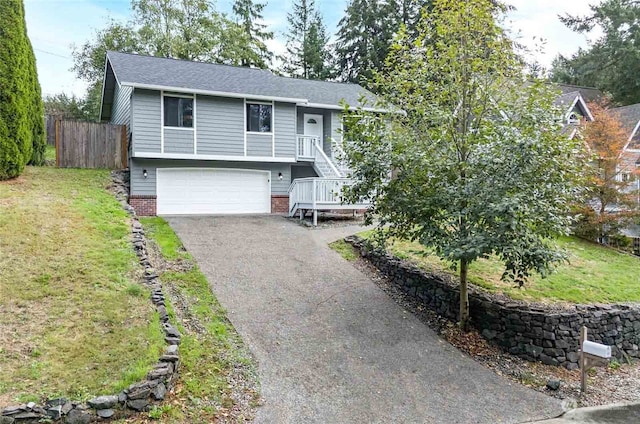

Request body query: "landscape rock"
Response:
[65, 409, 91, 424]
[546, 379, 561, 391]
[152, 383, 167, 400]
[87, 395, 118, 410]
[96, 409, 115, 419]
[0, 416, 14, 424]
[126, 399, 149, 412]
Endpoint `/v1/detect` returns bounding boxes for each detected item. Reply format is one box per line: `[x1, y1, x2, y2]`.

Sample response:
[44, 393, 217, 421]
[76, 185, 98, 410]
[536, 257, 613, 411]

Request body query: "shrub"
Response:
[0, 0, 43, 179]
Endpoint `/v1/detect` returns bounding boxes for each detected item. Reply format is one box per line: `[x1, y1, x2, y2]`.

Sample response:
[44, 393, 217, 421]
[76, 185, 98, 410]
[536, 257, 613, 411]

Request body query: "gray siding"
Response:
[132, 89, 161, 153]
[111, 84, 132, 128]
[274, 102, 296, 157]
[246, 133, 272, 157]
[296, 107, 334, 155]
[130, 158, 292, 196]
[331, 111, 343, 141]
[164, 128, 194, 154]
[196, 95, 244, 155]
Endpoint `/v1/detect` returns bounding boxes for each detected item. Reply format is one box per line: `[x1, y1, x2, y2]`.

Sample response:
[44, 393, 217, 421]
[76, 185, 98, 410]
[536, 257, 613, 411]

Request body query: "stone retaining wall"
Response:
[1, 171, 180, 423]
[346, 236, 640, 369]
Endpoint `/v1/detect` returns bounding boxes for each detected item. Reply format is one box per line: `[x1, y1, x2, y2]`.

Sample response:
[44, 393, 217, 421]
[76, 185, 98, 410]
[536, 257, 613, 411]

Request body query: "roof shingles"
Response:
[106, 51, 377, 107]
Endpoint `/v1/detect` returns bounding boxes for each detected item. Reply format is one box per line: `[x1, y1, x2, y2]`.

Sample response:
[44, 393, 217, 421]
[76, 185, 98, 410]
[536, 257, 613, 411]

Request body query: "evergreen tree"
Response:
[25, 36, 46, 166]
[232, 0, 274, 67]
[335, 0, 392, 85]
[280, 0, 333, 79]
[550, 0, 640, 105]
[335, 0, 432, 86]
[0, 0, 33, 180]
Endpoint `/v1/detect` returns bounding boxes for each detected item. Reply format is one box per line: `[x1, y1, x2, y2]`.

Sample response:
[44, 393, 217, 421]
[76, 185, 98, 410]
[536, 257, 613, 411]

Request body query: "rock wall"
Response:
[1, 171, 180, 423]
[346, 236, 640, 369]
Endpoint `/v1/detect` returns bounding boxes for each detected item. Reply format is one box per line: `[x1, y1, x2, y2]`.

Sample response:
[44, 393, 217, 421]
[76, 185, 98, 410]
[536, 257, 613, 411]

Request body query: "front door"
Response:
[303, 114, 324, 142]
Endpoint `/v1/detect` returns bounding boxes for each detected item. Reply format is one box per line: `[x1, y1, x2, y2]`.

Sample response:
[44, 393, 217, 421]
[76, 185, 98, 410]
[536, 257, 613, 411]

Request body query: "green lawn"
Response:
[0, 167, 165, 404]
[140, 218, 258, 422]
[358, 232, 640, 304]
[44, 145, 56, 163]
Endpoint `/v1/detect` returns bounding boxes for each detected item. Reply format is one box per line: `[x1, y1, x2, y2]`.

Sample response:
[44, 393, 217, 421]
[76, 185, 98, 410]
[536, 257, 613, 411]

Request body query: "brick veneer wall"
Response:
[130, 195, 157, 216]
[271, 195, 289, 214]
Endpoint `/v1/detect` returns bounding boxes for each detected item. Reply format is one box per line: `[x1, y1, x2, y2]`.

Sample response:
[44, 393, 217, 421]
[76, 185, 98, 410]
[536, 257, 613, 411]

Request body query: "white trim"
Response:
[193, 94, 198, 154]
[246, 99, 274, 105]
[629, 120, 640, 143]
[299, 102, 390, 114]
[163, 126, 194, 131]
[243, 99, 247, 156]
[162, 92, 195, 99]
[566, 94, 594, 122]
[134, 151, 296, 163]
[121, 82, 308, 104]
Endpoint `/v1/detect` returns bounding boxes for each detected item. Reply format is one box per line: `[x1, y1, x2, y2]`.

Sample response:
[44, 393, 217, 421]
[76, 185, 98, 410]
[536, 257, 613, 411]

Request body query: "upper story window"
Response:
[164, 95, 193, 128]
[567, 112, 580, 125]
[246, 103, 272, 133]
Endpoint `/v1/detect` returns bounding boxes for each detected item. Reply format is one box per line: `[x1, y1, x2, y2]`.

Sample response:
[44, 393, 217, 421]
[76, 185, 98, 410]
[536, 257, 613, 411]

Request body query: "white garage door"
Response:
[157, 168, 271, 215]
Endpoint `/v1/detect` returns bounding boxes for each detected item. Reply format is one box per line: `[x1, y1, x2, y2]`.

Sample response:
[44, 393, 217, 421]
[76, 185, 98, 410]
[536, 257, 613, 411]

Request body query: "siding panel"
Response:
[274, 102, 296, 158]
[164, 128, 194, 154]
[130, 158, 291, 196]
[196, 95, 244, 155]
[246, 133, 272, 156]
[111, 84, 132, 128]
[132, 89, 161, 153]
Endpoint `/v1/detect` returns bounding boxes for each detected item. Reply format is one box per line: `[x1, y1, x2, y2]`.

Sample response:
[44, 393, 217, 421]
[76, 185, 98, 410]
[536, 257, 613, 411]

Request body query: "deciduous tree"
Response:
[341, 0, 584, 329]
[72, 0, 265, 120]
[574, 102, 639, 244]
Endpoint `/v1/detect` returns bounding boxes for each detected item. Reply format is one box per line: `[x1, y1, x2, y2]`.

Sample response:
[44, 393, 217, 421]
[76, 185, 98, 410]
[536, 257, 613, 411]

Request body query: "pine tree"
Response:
[280, 0, 333, 79]
[232, 0, 274, 67]
[0, 0, 33, 180]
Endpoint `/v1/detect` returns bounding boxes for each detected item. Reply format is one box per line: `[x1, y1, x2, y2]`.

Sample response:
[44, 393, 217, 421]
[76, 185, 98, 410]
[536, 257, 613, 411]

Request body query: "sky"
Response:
[24, 0, 603, 98]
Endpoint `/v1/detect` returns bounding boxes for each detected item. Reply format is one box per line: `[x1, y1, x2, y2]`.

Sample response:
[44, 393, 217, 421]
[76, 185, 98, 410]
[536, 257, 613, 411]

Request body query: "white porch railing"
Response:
[296, 135, 320, 160]
[288, 177, 369, 225]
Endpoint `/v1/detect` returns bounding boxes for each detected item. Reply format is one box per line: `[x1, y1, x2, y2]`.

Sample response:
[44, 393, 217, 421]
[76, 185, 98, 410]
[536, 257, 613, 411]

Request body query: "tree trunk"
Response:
[459, 259, 470, 331]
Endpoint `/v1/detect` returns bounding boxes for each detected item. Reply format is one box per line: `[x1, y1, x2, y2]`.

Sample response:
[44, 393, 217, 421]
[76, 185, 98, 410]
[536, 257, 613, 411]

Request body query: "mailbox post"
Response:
[579, 326, 612, 394]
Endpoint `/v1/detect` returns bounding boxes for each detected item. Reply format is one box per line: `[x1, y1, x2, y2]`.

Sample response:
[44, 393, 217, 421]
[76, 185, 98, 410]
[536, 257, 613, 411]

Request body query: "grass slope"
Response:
[363, 233, 640, 304]
[140, 217, 258, 422]
[0, 167, 165, 404]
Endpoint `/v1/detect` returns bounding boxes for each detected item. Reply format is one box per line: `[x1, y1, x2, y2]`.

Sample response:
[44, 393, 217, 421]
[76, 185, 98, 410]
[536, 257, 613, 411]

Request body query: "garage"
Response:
[156, 168, 271, 215]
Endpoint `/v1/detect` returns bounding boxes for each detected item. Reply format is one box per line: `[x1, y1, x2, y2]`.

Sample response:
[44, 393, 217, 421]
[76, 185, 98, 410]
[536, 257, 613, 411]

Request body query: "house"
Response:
[553, 83, 598, 137]
[100, 51, 375, 220]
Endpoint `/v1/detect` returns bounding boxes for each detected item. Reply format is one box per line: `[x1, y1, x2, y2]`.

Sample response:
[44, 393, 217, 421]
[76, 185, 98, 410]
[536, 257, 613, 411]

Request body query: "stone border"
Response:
[345, 235, 640, 369]
[1, 171, 179, 423]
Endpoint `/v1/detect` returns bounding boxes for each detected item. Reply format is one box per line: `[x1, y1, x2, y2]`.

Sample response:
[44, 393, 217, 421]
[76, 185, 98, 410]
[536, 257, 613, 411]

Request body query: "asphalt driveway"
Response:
[167, 215, 564, 424]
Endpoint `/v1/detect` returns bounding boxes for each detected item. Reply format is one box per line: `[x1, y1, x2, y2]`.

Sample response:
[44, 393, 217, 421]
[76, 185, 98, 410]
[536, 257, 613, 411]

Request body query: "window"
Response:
[246, 103, 272, 133]
[164, 96, 193, 128]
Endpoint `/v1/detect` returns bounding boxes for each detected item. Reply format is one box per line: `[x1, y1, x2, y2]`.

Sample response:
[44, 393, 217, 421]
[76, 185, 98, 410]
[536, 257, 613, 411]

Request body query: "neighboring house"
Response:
[100, 51, 374, 220]
[553, 83, 598, 137]
[611, 103, 640, 250]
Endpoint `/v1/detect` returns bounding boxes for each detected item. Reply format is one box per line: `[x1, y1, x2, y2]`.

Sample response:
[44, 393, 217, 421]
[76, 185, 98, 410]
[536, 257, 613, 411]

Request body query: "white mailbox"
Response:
[583, 340, 612, 359]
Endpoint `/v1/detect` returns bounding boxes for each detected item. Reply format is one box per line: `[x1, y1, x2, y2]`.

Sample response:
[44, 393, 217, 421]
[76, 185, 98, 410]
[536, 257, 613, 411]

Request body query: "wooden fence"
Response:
[45, 115, 58, 146]
[53, 119, 127, 169]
